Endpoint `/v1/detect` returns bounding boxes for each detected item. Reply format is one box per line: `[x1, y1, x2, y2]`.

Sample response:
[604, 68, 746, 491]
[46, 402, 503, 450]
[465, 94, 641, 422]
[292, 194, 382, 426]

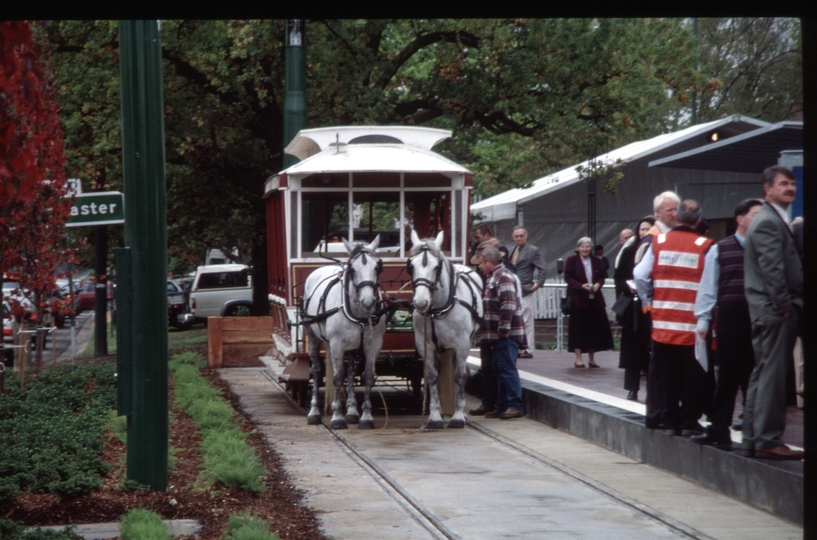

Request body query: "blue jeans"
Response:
[493, 338, 523, 412]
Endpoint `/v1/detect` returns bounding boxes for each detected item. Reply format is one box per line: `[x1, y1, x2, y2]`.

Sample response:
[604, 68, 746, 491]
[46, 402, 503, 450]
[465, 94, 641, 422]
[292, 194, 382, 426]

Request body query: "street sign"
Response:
[66, 192, 125, 227]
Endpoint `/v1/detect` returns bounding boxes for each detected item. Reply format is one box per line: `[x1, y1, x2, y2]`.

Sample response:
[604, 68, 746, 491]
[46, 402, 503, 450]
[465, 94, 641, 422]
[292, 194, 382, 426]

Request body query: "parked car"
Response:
[167, 278, 191, 328]
[189, 264, 253, 324]
[2, 278, 37, 323]
[3, 300, 14, 364]
[74, 280, 115, 314]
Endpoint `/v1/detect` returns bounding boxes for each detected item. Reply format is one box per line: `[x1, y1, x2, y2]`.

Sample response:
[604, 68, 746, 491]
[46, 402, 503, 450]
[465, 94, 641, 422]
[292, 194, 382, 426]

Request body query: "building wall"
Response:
[490, 158, 759, 280]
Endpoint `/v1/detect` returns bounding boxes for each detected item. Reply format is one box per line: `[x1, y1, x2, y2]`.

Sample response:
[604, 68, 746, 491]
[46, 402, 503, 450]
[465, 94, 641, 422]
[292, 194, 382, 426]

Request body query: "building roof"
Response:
[648, 121, 802, 173]
[470, 115, 769, 222]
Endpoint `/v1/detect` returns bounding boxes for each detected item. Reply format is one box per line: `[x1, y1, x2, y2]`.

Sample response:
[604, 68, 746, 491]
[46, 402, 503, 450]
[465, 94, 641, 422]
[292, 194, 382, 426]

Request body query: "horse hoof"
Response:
[447, 418, 466, 429]
[426, 420, 444, 430]
[346, 414, 360, 425]
[307, 415, 322, 425]
[330, 419, 348, 430]
[359, 420, 375, 430]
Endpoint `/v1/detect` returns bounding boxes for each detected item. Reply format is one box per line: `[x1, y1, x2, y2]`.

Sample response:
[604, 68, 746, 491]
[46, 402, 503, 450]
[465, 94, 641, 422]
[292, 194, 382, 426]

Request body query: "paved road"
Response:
[221, 368, 802, 540]
[12, 311, 95, 368]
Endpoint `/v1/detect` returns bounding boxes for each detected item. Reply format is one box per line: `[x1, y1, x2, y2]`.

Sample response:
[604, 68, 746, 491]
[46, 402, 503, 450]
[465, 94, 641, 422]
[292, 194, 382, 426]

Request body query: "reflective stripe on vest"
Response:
[651, 230, 712, 346]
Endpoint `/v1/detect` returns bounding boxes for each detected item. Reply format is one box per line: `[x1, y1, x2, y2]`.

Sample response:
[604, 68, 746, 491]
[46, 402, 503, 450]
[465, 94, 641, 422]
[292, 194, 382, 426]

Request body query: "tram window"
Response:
[300, 192, 349, 258]
[405, 192, 452, 255]
[352, 192, 402, 257]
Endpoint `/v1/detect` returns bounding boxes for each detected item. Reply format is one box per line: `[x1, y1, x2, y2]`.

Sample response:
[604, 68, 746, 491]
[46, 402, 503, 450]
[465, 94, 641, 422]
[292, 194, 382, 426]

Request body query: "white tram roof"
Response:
[278, 125, 471, 176]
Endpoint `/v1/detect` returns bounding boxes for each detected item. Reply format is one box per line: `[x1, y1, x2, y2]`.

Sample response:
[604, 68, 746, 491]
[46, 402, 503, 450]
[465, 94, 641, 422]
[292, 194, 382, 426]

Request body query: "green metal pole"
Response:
[118, 19, 168, 490]
[283, 19, 307, 169]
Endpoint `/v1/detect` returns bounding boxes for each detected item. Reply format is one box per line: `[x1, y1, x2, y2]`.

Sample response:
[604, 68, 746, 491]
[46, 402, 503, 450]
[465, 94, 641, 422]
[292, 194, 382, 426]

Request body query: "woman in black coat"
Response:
[564, 237, 614, 368]
[613, 217, 655, 400]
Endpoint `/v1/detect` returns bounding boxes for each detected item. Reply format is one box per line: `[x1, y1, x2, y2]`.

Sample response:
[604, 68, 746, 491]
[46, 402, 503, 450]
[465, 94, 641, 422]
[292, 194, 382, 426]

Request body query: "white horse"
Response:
[301, 237, 386, 429]
[407, 230, 483, 428]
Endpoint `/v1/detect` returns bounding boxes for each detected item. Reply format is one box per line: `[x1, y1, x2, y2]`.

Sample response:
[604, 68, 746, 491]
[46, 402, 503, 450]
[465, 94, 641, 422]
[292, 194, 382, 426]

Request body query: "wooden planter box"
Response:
[207, 316, 273, 368]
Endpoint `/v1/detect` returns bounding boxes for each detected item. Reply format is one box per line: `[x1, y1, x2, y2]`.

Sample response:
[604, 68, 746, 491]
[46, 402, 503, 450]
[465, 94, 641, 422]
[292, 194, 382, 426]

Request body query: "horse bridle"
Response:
[346, 244, 384, 298]
[406, 244, 445, 295]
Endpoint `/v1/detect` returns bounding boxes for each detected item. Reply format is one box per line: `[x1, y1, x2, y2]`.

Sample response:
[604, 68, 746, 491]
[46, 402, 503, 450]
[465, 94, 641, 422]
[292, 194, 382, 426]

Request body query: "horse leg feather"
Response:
[425, 351, 444, 429]
[306, 329, 323, 425]
[329, 338, 348, 429]
[345, 351, 360, 424]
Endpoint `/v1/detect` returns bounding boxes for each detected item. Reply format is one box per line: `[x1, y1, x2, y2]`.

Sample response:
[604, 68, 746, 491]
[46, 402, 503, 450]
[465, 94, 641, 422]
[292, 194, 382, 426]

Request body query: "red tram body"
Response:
[263, 126, 473, 394]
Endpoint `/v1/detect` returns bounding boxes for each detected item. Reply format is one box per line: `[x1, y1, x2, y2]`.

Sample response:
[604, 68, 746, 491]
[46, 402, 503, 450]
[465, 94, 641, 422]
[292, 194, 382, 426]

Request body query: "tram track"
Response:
[263, 370, 457, 539]
[261, 369, 711, 540]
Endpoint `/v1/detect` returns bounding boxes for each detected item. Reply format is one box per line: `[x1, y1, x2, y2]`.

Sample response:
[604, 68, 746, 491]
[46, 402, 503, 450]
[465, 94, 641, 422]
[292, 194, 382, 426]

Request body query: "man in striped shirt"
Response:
[476, 246, 527, 420]
[634, 199, 713, 434]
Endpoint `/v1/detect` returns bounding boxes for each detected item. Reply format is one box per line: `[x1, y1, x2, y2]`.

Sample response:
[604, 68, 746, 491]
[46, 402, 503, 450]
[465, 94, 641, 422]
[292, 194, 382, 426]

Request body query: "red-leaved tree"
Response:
[1, 21, 71, 369]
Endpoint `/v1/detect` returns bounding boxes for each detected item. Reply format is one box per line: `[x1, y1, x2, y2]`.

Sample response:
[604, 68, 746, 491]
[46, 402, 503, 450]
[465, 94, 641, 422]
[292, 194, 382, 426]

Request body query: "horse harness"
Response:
[299, 245, 390, 355]
[407, 244, 483, 353]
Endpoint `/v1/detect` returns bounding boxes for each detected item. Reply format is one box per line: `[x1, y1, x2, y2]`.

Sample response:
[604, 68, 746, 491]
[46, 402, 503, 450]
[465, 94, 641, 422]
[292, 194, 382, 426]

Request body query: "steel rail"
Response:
[262, 369, 458, 540]
[263, 369, 712, 540]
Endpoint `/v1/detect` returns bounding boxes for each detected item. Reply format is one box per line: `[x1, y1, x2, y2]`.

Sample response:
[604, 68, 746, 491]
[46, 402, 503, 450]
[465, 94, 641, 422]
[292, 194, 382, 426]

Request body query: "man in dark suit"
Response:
[509, 226, 546, 358]
[741, 166, 803, 460]
[691, 198, 762, 446]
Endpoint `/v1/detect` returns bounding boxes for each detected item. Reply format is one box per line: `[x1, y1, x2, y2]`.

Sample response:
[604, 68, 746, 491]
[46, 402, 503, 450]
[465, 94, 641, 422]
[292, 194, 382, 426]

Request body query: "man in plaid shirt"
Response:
[476, 246, 527, 419]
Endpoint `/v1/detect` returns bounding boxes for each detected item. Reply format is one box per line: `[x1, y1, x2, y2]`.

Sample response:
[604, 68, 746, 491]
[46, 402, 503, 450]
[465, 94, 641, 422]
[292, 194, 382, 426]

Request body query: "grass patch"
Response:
[168, 326, 209, 350]
[77, 321, 208, 359]
[119, 508, 170, 540]
[223, 512, 278, 540]
[169, 351, 266, 493]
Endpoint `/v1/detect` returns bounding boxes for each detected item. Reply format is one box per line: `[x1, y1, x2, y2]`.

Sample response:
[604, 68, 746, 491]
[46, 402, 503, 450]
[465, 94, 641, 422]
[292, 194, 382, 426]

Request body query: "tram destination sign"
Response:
[66, 191, 125, 227]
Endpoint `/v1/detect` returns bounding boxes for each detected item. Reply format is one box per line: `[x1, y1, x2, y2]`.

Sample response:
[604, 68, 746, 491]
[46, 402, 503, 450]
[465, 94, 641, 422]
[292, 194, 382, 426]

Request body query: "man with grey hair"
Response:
[634, 190, 681, 265]
[508, 226, 546, 358]
[473, 245, 527, 420]
[634, 199, 713, 434]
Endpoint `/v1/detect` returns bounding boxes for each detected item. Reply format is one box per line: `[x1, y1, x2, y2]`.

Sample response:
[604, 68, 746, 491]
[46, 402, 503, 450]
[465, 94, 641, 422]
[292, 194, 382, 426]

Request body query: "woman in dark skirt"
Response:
[564, 237, 614, 368]
[614, 217, 655, 400]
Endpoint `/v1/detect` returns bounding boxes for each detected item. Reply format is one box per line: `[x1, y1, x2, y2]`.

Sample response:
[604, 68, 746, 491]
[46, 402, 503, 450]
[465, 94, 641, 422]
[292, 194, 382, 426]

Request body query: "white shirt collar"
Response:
[656, 220, 672, 233]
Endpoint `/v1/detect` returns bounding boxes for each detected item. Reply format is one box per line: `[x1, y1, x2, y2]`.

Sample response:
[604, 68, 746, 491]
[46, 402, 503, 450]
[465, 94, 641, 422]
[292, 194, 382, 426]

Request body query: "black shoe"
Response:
[690, 432, 732, 446]
[469, 404, 491, 416]
[680, 423, 706, 436]
[626, 390, 638, 401]
[731, 423, 742, 431]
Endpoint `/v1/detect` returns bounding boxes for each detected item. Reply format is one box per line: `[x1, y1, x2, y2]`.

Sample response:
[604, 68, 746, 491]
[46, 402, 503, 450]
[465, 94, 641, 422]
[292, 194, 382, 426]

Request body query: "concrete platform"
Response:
[466, 348, 804, 525]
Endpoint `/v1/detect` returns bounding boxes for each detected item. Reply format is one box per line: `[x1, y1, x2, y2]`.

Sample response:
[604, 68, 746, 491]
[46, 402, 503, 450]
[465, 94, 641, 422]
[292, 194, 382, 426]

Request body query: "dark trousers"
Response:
[706, 313, 754, 435]
[743, 311, 800, 451]
[624, 367, 642, 392]
[479, 343, 497, 409]
[646, 340, 711, 429]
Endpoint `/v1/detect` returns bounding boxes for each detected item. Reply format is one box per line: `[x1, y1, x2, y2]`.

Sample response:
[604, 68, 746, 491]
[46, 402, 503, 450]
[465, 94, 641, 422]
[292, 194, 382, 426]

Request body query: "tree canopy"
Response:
[45, 18, 802, 280]
[1, 21, 71, 332]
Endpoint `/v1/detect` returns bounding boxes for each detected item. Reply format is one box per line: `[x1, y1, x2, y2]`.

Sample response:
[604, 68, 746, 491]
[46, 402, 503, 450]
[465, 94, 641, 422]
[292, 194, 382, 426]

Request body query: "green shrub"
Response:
[119, 508, 170, 540]
[0, 363, 117, 501]
[223, 512, 278, 540]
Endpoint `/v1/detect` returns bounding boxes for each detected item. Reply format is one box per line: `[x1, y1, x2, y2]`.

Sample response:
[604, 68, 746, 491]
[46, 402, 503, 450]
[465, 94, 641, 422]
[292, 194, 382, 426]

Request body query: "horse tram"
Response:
[263, 125, 483, 429]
